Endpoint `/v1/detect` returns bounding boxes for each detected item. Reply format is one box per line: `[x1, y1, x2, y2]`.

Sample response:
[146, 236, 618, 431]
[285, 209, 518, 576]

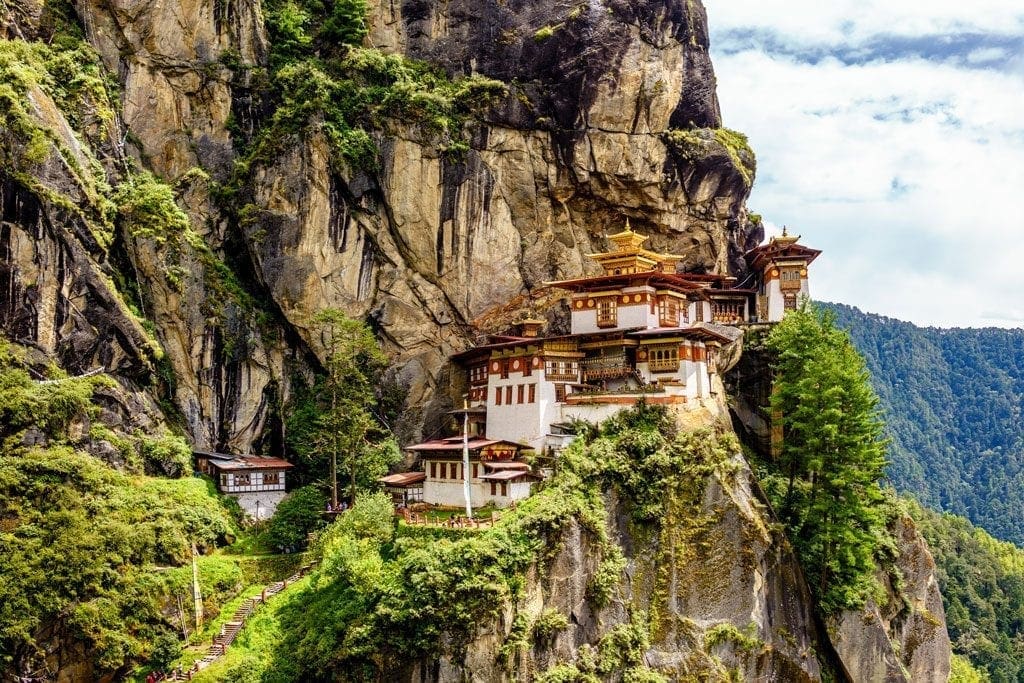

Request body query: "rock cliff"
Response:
[406, 418, 951, 682]
[3, 0, 760, 450]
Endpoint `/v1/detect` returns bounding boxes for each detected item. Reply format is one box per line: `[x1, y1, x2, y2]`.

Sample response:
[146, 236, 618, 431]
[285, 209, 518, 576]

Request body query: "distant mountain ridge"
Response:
[823, 302, 1024, 544]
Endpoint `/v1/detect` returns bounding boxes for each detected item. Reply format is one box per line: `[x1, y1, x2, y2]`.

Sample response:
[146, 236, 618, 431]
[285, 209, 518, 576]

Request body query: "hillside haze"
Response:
[826, 302, 1024, 544]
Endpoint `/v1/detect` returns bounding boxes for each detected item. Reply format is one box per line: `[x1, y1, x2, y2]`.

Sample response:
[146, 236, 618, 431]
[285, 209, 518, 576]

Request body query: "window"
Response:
[501, 482, 508, 496]
[528, 384, 536, 403]
[469, 365, 487, 385]
[451, 462, 459, 479]
[500, 359, 509, 379]
[648, 345, 679, 372]
[431, 462, 438, 478]
[780, 268, 802, 291]
[694, 302, 704, 322]
[234, 473, 251, 486]
[490, 482, 497, 496]
[523, 357, 532, 376]
[555, 384, 567, 402]
[472, 463, 479, 479]
[263, 472, 280, 486]
[784, 294, 798, 311]
[658, 298, 679, 326]
[495, 387, 502, 405]
[517, 384, 525, 404]
[220, 474, 227, 488]
[505, 386, 513, 405]
[597, 299, 617, 327]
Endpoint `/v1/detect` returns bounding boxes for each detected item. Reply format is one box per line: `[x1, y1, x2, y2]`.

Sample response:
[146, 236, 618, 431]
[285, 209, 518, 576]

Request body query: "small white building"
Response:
[403, 436, 540, 509]
[744, 229, 821, 322]
[195, 452, 294, 520]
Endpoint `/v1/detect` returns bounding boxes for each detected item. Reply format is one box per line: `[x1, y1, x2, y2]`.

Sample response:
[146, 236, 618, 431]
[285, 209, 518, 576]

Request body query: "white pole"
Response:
[462, 401, 473, 519]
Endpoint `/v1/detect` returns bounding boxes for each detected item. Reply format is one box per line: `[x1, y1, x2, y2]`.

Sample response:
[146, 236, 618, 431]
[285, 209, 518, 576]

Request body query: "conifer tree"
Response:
[766, 305, 889, 612]
[311, 309, 391, 507]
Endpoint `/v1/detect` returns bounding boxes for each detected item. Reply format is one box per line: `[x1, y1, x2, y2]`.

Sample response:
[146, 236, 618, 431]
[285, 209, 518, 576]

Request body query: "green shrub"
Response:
[533, 609, 569, 643]
[266, 486, 328, 551]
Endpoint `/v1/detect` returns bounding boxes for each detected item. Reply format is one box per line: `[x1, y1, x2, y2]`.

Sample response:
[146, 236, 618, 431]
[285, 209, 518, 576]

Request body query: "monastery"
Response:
[383, 224, 820, 510]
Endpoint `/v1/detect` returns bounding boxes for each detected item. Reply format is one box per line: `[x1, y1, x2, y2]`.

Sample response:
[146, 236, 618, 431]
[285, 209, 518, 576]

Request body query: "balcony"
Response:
[648, 358, 679, 373]
[581, 355, 633, 381]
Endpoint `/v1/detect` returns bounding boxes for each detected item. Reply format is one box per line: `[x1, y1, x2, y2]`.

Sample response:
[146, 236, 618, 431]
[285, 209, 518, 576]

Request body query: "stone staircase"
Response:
[167, 566, 309, 680]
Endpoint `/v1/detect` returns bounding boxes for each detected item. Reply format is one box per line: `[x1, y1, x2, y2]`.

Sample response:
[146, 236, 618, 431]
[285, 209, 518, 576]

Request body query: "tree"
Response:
[306, 309, 395, 507]
[765, 304, 890, 612]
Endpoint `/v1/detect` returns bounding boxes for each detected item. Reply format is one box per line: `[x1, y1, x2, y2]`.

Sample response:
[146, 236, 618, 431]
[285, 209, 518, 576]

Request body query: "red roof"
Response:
[547, 271, 705, 293]
[406, 437, 522, 452]
[208, 457, 294, 471]
[744, 241, 821, 271]
[480, 470, 543, 482]
[627, 325, 735, 344]
[379, 471, 427, 487]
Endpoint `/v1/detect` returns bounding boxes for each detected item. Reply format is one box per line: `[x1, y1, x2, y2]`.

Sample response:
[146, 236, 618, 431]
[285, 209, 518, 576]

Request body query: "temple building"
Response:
[195, 451, 294, 520]
[399, 436, 540, 508]
[744, 228, 821, 322]
[392, 222, 819, 509]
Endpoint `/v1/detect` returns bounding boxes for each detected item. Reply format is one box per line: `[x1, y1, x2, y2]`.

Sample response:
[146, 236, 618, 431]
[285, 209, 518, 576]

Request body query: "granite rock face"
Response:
[2, 0, 760, 449]
[828, 515, 952, 683]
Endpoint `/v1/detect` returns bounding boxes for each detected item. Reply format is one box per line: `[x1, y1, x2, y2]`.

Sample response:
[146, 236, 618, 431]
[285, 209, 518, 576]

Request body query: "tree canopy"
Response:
[286, 310, 399, 506]
[762, 305, 890, 612]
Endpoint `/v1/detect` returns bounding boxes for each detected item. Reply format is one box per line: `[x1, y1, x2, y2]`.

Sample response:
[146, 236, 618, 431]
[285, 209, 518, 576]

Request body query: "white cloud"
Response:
[706, 0, 1024, 45]
[708, 45, 1024, 327]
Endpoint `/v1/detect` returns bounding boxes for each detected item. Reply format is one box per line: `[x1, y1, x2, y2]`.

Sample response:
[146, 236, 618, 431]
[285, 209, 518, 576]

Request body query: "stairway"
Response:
[164, 567, 310, 680]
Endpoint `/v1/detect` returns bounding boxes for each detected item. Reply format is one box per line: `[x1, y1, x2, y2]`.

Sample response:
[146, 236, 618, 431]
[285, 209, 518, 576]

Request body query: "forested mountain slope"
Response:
[908, 499, 1024, 682]
[825, 303, 1024, 544]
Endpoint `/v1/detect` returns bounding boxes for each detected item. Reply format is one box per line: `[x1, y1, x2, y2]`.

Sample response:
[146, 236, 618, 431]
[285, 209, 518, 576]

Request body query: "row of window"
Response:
[221, 472, 281, 487]
[425, 463, 510, 496]
[545, 360, 579, 379]
[495, 383, 537, 405]
[430, 461, 480, 479]
[469, 365, 488, 384]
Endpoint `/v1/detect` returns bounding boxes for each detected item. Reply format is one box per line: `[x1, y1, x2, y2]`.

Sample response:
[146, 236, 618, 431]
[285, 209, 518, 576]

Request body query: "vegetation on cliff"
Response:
[178, 404, 738, 681]
[0, 344, 241, 676]
[226, 0, 505, 178]
[759, 306, 891, 612]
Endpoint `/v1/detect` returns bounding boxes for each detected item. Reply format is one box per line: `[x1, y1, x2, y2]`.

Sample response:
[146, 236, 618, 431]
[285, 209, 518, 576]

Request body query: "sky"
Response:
[704, 0, 1024, 328]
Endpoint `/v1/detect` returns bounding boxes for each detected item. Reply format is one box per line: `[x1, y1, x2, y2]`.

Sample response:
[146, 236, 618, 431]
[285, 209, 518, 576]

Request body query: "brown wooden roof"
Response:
[379, 471, 427, 487]
[207, 457, 294, 472]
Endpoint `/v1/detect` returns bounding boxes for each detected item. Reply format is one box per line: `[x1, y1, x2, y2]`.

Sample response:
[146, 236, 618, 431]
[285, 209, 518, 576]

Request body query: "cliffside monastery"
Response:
[381, 223, 820, 510]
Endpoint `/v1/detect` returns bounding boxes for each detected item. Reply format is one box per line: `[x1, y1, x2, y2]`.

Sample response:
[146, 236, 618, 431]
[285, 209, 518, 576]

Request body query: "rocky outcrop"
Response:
[76, 0, 267, 180]
[411, 440, 833, 682]
[243, 0, 761, 439]
[828, 515, 951, 683]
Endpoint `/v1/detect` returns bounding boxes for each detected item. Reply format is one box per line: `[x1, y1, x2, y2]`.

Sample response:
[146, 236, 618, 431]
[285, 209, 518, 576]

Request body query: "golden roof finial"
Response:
[624, 217, 633, 233]
[774, 225, 799, 246]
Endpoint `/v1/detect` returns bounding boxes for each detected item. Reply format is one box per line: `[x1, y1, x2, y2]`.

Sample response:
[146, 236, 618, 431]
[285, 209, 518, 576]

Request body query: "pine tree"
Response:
[311, 309, 392, 507]
[766, 305, 889, 612]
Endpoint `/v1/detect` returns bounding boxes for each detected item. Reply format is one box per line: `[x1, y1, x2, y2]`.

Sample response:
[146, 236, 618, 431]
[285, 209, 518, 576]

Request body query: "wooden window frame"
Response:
[528, 384, 536, 403]
[596, 299, 617, 328]
[505, 385, 513, 405]
[495, 387, 502, 405]
[517, 384, 525, 404]
[658, 297, 679, 326]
